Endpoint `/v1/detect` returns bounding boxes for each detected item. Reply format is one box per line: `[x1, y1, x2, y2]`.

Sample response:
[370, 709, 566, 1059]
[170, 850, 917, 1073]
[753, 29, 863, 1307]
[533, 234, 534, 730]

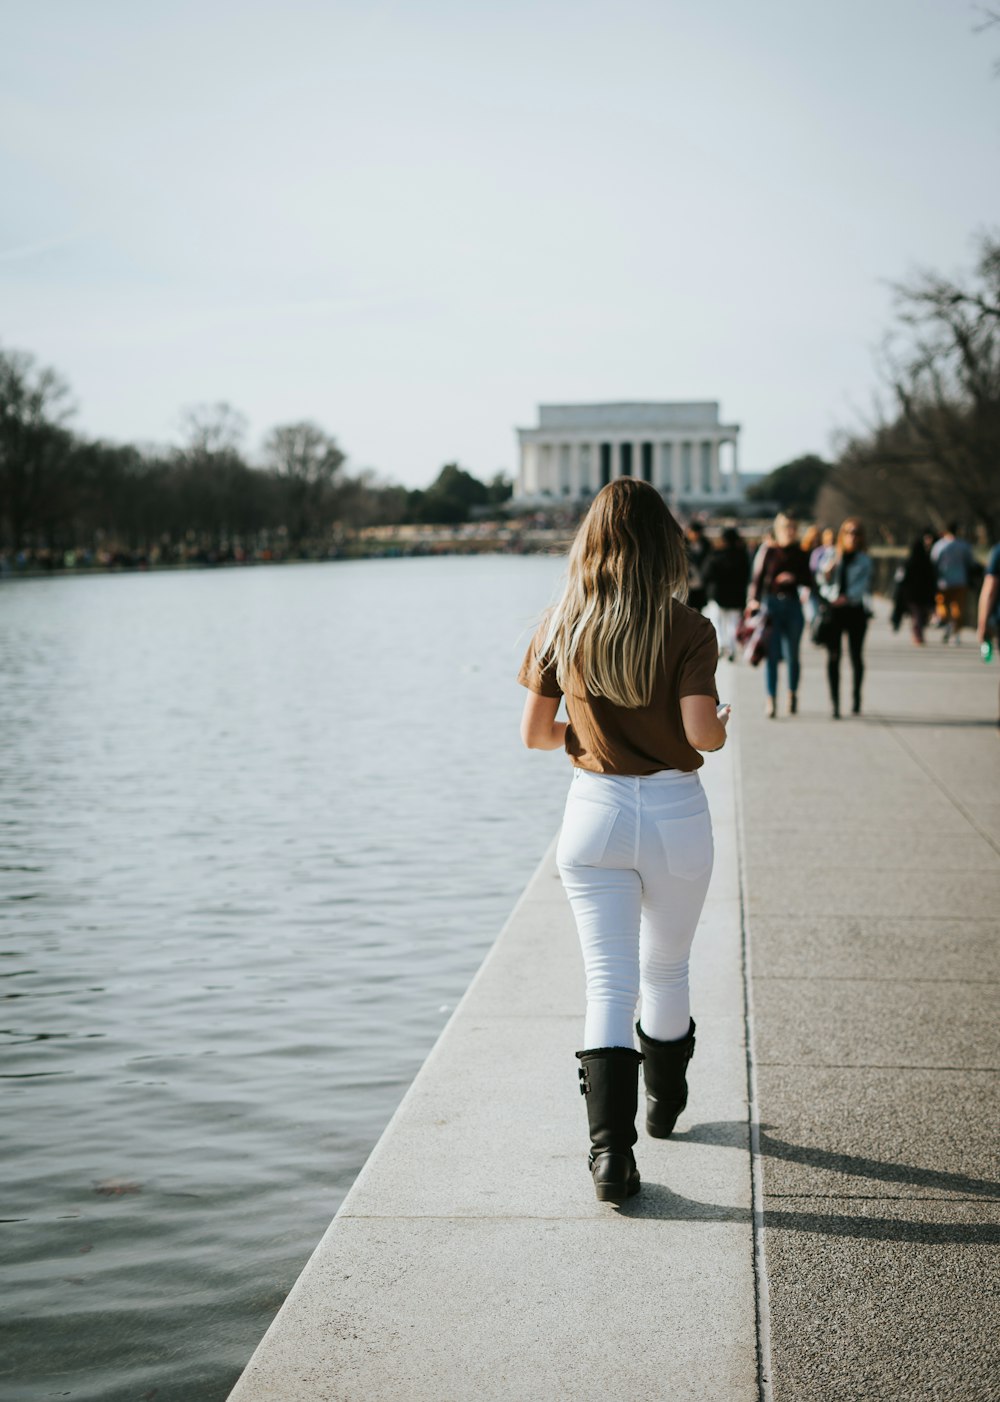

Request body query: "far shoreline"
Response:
[0, 535, 577, 582]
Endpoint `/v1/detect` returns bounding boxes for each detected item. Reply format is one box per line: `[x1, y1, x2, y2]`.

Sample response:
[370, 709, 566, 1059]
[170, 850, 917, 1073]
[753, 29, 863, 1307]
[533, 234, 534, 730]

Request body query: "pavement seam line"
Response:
[732, 710, 775, 1402]
[749, 912, 997, 922]
[881, 720, 1000, 858]
[763, 1194, 1000, 1202]
[755, 976, 1000, 984]
[758, 1062, 1000, 1073]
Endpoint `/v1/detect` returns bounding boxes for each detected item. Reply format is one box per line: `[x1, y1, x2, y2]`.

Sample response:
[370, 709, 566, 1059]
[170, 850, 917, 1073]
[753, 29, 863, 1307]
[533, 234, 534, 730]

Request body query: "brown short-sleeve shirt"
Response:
[517, 602, 719, 774]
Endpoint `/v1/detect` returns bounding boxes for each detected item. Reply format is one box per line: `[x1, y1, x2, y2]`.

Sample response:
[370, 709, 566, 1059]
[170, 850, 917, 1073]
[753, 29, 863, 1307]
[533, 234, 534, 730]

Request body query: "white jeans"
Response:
[712, 603, 742, 657]
[557, 768, 714, 1050]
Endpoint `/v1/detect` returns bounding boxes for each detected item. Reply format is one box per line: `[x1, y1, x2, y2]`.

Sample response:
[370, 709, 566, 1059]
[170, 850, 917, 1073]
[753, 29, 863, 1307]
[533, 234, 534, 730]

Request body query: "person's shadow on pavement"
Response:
[619, 1120, 1000, 1243]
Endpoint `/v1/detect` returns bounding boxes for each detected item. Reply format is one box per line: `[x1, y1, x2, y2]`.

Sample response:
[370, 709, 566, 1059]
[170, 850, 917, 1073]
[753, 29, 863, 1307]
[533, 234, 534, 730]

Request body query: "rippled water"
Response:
[1, 556, 568, 1402]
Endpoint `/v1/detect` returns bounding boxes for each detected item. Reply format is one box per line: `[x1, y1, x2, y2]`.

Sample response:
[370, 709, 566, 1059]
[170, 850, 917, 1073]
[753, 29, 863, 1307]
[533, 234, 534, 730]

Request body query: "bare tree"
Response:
[178, 401, 248, 457]
[0, 346, 75, 549]
[261, 421, 345, 544]
[817, 420, 943, 543]
[261, 421, 344, 484]
[171, 402, 254, 551]
[885, 234, 1000, 536]
[973, 6, 1000, 76]
[829, 234, 1000, 542]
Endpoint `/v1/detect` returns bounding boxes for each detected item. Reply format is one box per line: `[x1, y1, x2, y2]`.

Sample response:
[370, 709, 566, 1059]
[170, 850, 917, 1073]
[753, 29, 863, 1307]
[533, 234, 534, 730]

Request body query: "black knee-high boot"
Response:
[635, 1018, 696, 1137]
[575, 1047, 644, 1203]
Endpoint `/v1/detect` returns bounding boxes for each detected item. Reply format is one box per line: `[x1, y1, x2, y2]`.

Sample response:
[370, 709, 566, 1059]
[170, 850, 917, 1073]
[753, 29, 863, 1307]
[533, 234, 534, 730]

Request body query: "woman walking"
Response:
[747, 513, 812, 718]
[818, 517, 873, 717]
[517, 479, 727, 1204]
[901, 530, 938, 645]
[704, 526, 750, 661]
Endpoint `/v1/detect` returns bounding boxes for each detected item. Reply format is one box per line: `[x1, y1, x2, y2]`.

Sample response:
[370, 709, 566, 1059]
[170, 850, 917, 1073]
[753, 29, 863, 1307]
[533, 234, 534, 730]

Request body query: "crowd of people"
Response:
[684, 515, 999, 724]
[517, 481, 998, 1212]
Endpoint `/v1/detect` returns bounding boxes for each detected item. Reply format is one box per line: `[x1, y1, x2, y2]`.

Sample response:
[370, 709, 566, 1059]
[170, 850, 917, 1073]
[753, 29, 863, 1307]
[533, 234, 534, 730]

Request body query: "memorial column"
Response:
[523, 440, 537, 495]
[657, 441, 671, 494]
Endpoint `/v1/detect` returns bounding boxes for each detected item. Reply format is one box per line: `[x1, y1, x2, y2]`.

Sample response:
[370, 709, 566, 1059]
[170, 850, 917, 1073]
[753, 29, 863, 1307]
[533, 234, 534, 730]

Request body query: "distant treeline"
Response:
[3, 233, 999, 561]
[0, 372, 512, 561]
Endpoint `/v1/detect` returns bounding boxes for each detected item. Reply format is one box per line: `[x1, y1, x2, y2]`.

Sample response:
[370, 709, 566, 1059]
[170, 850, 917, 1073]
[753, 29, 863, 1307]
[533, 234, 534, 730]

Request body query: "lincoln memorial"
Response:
[515, 401, 741, 507]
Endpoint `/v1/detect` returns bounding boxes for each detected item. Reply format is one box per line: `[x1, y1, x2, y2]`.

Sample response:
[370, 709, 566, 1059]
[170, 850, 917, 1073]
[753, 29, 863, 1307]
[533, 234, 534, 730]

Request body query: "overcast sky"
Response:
[2, 0, 997, 487]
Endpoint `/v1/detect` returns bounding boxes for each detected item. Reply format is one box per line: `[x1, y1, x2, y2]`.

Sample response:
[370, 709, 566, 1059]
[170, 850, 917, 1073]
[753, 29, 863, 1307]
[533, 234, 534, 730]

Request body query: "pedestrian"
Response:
[518, 478, 727, 1204]
[751, 528, 774, 584]
[685, 520, 710, 613]
[818, 517, 873, 718]
[976, 540, 1000, 731]
[704, 526, 750, 661]
[901, 530, 938, 645]
[799, 525, 824, 624]
[931, 522, 975, 645]
[800, 526, 821, 624]
[747, 512, 812, 718]
[890, 562, 907, 633]
[810, 527, 834, 570]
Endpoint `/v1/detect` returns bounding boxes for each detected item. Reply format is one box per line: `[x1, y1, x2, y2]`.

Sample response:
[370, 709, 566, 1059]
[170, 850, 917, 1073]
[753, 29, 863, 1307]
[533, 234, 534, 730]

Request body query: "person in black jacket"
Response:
[704, 527, 750, 661]
[902, 530, 938, 645]
[685, 520, 711, 613]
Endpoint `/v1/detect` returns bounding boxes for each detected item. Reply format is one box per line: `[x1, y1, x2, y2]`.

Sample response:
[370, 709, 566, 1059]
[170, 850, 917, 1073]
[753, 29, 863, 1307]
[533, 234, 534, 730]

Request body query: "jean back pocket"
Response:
[557, 799, 620, 868]
[655, 810, 714, 880]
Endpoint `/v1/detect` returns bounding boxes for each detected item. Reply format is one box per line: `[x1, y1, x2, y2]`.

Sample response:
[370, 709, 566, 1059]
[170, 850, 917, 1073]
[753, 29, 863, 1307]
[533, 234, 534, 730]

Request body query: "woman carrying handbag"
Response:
[818, 517, 873, 717]
[517, 479, 728, 1204]
[746, 513, 812, 718]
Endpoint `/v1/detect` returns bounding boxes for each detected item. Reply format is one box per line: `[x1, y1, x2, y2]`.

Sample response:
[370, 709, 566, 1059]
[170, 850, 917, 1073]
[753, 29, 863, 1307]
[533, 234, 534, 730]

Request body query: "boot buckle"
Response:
[578, 1065, 590, 1095]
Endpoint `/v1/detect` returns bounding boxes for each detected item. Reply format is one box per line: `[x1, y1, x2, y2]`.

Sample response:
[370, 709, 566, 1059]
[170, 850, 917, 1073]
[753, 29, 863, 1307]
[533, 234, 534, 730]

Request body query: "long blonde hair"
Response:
[534, 478, 689, 708]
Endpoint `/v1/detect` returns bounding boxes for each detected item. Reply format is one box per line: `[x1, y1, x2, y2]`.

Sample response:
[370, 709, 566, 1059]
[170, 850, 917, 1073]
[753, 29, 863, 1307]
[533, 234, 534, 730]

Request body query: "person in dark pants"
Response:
[685, 520, 710, 614]
[704, 526, 750, 661]
[901, 530, 938, 645]
[931, 521, 975, 645]
[818, 518, 873, 717]
[747, 513, 812, 718]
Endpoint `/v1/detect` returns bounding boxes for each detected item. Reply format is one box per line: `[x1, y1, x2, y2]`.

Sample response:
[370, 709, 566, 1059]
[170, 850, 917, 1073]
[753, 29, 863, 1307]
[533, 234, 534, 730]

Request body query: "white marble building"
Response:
[515, 402, 741, 507]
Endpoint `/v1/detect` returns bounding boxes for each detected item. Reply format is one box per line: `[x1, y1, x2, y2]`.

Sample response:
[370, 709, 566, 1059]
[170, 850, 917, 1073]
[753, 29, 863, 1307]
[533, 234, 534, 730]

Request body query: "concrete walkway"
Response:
[731, 607, 1000, 1401]
[229, 734, 758, 1401]
[229, 605, 999, 1401]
